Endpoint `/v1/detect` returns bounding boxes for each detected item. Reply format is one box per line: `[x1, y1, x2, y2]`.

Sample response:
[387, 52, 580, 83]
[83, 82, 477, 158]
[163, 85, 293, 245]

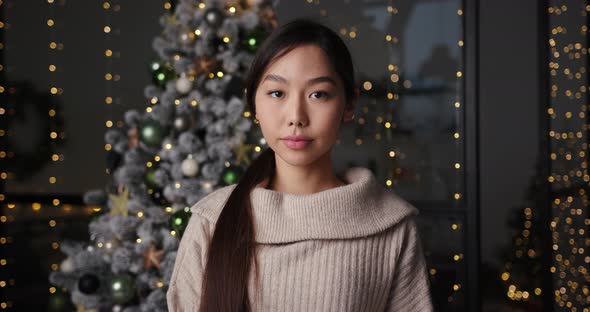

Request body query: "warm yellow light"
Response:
[501, 272, 510, 281]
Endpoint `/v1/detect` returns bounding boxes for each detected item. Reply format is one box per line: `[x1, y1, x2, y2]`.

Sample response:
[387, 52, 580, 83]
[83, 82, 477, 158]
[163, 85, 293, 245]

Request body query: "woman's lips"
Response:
[281, 139, 312, 150]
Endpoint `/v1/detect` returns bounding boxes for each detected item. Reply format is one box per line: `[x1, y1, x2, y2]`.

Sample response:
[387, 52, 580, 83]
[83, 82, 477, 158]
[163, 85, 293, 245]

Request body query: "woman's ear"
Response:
[342, 87, 359, 123]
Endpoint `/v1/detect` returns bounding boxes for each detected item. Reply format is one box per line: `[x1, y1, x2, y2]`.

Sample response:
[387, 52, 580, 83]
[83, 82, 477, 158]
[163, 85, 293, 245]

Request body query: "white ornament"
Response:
[181, 157, 200, 177]
[60, 257, 75, 273]
[175, 74, 193, 94]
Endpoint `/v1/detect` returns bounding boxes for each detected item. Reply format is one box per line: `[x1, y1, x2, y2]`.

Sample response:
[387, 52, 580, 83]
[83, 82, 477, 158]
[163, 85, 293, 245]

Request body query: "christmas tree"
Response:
[497, 159, 547, 310]
[48, 0, 277, 311]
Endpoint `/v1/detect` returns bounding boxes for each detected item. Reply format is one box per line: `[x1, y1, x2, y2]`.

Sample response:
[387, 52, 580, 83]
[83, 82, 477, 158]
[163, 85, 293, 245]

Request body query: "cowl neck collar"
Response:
[194, 167, 418, 244]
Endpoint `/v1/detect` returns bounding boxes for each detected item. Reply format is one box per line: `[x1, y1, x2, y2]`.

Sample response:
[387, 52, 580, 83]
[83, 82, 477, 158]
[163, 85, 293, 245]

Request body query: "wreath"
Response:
[2, 80, 65, 182]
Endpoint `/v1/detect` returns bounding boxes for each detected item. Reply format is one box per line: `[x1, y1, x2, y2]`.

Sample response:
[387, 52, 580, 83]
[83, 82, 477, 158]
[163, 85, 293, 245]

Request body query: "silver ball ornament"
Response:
[175, 75, 193, 94]
[181, 157, 200, 177]
[174, 115, 191, 131]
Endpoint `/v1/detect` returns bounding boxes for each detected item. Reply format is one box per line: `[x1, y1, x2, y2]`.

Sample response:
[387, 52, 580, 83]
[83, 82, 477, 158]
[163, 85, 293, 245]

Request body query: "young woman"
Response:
[167, 18, 434, 312]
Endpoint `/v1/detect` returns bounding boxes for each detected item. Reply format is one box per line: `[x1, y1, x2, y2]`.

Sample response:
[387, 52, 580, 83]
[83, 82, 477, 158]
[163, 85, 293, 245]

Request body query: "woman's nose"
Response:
[287, 94, 309, 127]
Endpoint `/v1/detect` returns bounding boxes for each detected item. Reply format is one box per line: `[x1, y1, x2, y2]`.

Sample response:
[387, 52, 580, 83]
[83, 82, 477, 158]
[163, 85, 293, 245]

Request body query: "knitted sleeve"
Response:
[384, 216, 434, 312]
[166, 211, 212, 312]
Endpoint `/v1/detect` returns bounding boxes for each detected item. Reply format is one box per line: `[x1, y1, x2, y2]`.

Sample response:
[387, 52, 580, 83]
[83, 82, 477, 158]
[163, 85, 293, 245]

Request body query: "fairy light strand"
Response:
[547, 1, 589, 309]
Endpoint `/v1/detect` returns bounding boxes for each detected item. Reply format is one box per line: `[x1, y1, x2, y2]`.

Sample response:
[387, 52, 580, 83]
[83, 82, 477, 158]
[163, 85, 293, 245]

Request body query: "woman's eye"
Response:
[311, 91, 328, 99]
[268, 91, 283, 98]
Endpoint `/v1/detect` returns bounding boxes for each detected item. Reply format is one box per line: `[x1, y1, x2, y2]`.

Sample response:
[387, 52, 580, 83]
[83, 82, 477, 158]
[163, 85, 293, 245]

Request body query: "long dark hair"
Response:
[199, 18, 357, 312]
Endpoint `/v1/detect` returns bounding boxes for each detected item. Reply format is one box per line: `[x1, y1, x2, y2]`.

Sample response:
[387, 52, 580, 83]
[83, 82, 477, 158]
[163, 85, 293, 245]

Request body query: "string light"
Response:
[546, 1, 589, 309]
[103, 0, 121, 176]
[0, 0, 12, 308]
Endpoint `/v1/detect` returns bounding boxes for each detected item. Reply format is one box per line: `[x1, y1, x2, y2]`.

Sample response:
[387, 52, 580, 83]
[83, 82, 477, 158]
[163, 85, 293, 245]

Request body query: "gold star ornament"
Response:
[232, 141, 254, 166]
[109, 186, 129, 217]
[76, 304, 97, 312]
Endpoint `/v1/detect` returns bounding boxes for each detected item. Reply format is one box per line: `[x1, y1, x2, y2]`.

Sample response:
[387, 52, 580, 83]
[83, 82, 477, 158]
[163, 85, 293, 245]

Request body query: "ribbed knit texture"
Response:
[167, 167, 434, 312]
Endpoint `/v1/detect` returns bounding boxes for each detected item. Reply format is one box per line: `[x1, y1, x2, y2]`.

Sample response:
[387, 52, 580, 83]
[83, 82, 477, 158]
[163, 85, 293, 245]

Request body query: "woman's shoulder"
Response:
[189, 183, 237, 223]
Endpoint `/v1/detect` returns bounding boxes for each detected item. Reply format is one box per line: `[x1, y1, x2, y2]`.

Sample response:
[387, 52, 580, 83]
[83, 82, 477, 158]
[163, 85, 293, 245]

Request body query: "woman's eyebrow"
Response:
[262, 74, 336, 87]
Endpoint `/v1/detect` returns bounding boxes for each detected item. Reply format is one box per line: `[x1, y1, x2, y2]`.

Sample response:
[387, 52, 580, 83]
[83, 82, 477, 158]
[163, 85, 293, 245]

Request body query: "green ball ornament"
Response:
[241, 27, 268, 53]
[150, 61, 176, 89]
[145, 165, 158, 188]
[170, 208, 191, 238]
[139, 119, 167, 147]
[222, 165, 244, 185]
[110, 274, 136, 305]
[47, 287, 74, 312]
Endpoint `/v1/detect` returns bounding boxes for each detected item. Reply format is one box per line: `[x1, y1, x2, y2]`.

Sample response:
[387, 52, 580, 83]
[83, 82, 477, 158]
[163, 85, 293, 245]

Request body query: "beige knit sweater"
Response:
[166, 166, 434, 311]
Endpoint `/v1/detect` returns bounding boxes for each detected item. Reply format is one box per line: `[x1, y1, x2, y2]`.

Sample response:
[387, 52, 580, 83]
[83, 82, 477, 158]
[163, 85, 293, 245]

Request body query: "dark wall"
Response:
[479, 0, 540, 276]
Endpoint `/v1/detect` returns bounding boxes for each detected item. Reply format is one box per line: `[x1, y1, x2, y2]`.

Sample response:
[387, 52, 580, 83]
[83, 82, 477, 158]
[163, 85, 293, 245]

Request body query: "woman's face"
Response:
[254, 44, 356, 167]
